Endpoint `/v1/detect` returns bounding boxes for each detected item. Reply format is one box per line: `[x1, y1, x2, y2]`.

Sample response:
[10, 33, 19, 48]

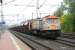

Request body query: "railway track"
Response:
[63, 34, 75, 39]
[10, 30, 75, 50]
[61, 33, 75, 39]
[56, 37, 75, 47]
[10, 30, 52, 50]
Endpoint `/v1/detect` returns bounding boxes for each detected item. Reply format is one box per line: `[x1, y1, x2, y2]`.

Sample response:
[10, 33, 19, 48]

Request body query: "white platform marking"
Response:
[10, 36, 22, 50]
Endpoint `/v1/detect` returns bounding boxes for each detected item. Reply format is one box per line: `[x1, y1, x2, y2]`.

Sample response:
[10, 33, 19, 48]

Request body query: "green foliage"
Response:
[54, 8, 63, 17]
[61, 13, 74, 32]
[60, 0, 75, 32]
[54, 0, 75, 32]
[64, 0, 75, 13]
[54, 3, 65, 17]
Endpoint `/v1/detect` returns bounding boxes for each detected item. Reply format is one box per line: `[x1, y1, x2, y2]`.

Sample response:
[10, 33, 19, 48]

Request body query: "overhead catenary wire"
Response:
[0, 0, 62, 26]
[0, 0, 35, 23]
[39, 0, 46, 9]
[0, 0, 15, 6]
[6, 0, 35, 7]
[4, 0, 15, 5]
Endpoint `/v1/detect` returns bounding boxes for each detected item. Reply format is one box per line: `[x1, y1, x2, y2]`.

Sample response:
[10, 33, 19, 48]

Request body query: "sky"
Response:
[0, 0, 63, 26]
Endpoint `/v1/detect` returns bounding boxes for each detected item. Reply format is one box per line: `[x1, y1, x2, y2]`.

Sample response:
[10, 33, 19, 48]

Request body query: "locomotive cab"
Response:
[47, 17, 60, 30]
[42, 15, 61, 39]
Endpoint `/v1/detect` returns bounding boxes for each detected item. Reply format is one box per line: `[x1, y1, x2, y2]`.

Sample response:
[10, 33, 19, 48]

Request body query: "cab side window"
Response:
[47, 19, 56, 24]
[47, 19, 51, 24]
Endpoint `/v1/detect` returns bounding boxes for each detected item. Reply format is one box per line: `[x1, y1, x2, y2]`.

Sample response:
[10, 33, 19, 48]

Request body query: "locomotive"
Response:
[22, 15, 61, 39]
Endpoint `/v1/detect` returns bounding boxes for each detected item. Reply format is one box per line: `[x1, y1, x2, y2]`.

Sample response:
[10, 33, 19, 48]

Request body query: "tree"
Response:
[61, 0, 75, 32]
[54, 3, 65, 17]
[54, 8, 63, 17]
[61, 13, 73, 32]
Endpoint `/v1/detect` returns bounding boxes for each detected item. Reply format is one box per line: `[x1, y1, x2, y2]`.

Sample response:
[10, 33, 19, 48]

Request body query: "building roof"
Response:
[43, 15, 58, 19]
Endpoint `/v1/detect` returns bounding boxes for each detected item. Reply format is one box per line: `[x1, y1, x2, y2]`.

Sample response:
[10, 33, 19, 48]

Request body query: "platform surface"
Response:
[0, 30, 31, 50]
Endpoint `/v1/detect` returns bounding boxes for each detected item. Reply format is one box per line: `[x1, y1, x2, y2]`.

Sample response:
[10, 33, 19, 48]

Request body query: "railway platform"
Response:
[0, 30, 31, 50]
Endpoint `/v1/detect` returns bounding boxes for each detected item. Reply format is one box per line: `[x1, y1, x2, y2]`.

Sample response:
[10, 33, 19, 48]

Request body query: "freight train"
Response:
[10, 15, 61, 39]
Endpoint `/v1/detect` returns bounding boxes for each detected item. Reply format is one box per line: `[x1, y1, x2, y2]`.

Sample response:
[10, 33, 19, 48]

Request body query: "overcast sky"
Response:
[0, 0, 63, 26]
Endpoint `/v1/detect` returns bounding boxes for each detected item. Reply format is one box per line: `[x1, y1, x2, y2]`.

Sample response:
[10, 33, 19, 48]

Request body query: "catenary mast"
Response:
[0, 0, 5, 24]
